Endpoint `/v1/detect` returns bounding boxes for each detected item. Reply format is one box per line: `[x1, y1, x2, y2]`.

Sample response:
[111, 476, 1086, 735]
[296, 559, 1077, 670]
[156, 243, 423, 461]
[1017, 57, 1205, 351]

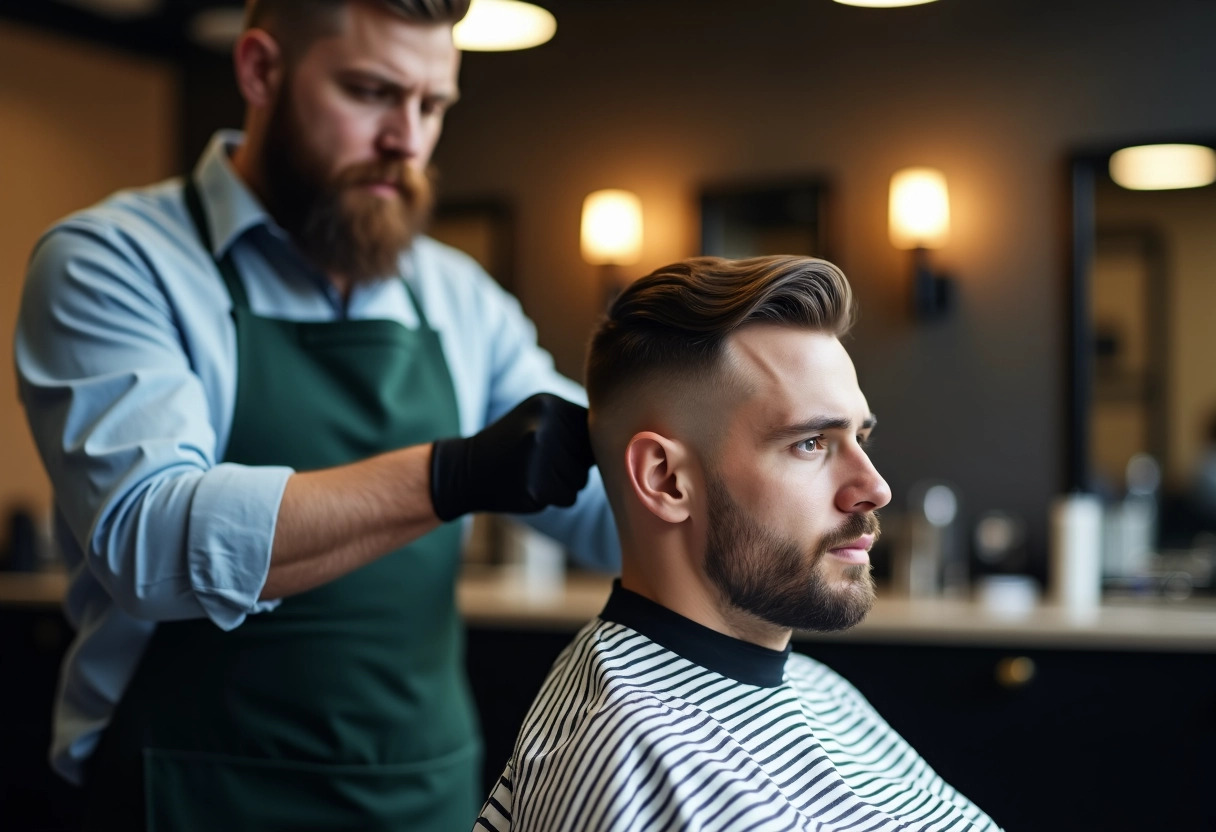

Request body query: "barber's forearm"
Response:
[263, 443, 440, 599]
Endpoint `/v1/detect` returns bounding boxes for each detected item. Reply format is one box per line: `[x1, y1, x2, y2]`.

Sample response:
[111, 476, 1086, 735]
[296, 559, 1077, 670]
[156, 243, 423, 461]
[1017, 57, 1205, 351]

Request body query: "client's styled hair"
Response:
[586, 255, 855, 412]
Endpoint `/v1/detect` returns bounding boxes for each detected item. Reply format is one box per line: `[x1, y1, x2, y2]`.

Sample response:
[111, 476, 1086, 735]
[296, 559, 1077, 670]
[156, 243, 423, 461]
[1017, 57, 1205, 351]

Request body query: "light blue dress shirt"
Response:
[14, 131, 620, 784]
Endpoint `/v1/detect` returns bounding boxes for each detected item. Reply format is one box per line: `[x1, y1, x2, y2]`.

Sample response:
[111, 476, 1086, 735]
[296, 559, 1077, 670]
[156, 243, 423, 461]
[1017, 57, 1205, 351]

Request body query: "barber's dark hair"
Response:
[245, 0, 470, 57]
[586, 256, 855, 411]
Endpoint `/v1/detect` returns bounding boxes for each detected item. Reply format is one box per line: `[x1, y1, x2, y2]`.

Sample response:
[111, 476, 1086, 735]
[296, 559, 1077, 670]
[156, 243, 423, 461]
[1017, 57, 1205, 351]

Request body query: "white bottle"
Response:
[1050, 492, 1104, 616]
[502, 518, 566, 601]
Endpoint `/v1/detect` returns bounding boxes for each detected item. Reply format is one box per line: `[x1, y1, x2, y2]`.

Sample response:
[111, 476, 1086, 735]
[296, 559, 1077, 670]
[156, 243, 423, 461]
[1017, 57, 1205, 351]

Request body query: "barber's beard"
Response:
[260, 95, 434, 285]
[704, 476, 879, 633]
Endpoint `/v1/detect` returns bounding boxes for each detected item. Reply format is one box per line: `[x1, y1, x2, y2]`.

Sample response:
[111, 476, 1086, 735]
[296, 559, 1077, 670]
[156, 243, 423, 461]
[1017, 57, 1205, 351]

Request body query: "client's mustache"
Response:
[819, 512, 881, 554]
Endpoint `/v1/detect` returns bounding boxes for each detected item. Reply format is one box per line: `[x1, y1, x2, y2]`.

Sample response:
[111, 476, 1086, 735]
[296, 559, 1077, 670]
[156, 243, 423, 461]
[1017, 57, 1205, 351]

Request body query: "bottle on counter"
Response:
[1050, 491, 1104, 615]
[892, 480, 965, 598]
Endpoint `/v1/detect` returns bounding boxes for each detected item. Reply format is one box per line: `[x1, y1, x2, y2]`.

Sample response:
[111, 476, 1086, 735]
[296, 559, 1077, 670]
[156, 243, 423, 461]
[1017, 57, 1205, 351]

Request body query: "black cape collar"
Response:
[599, 580, 790, 688]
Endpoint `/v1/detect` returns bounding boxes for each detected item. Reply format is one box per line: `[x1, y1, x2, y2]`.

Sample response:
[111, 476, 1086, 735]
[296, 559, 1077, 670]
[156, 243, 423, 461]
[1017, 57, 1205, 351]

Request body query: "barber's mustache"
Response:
[332, 160, 432, 201]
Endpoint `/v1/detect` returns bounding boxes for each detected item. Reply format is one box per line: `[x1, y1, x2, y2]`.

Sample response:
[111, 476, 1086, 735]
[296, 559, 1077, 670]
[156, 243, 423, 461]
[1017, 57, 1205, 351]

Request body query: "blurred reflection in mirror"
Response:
[1072, 141, 1216, 596]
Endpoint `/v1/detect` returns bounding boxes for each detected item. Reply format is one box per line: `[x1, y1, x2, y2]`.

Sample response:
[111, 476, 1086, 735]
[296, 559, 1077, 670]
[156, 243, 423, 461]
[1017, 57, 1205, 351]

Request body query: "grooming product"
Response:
[1050, 492, 1103, 615]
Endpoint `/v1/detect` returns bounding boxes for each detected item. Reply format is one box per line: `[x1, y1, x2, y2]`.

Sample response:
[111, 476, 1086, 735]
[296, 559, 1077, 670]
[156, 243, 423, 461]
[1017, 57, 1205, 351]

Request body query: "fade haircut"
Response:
[586, 256, 855, 416]
[245, 0, 471, 59]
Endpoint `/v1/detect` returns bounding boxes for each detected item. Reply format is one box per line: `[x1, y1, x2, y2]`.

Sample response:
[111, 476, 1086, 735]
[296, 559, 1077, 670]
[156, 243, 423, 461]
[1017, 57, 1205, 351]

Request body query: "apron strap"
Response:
[400, 252, 433, 330]
[184, 178, 251, 310]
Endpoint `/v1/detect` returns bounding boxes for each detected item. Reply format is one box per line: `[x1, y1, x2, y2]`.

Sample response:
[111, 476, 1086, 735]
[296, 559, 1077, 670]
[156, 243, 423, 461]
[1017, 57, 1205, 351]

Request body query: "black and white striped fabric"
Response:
[475, 583, 1001, 832]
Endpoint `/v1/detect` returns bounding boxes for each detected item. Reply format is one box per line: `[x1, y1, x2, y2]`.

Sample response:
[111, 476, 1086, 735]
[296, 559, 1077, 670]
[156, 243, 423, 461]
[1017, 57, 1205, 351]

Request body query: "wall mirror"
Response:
[699, 180, 831, 259]
[1069, 140, 1216, 570]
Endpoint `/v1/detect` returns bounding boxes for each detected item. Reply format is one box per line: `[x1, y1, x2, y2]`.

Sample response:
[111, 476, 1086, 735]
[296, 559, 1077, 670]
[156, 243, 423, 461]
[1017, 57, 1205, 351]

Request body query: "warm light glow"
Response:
[581, 190, 643, 266]
[1109, 144, 1216, 191]
[188, 7, 245, 51]
[833, 0, 940, 7]
[453, 0, 556, 52]
[889, 167, 950, 250]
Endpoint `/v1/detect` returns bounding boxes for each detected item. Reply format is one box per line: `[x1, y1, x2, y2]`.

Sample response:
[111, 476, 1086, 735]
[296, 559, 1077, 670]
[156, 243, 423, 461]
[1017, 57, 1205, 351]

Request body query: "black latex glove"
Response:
[430, 393, 596, 522]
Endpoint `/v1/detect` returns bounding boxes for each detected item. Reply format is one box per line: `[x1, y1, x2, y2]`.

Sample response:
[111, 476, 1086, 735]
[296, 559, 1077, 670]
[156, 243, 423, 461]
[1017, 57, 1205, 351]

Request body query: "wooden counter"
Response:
[0, 570, 69, 609]
[459, 567, 1216, 652]
[9, 566, 1216, 652]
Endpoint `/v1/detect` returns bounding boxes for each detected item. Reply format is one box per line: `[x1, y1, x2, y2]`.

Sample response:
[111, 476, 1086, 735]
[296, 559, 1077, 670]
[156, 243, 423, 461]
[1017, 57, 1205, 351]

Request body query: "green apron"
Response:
[84, 182, 479, 831]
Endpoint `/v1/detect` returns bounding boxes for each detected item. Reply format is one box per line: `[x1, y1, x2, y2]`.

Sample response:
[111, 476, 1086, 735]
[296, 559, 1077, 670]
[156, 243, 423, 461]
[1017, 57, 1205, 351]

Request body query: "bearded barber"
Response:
[14, 1, 618, 829]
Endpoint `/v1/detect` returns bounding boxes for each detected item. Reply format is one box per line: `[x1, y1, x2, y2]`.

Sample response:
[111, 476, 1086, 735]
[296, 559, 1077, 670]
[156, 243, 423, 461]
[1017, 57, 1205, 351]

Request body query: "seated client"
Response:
[474, 255, 1001, 832]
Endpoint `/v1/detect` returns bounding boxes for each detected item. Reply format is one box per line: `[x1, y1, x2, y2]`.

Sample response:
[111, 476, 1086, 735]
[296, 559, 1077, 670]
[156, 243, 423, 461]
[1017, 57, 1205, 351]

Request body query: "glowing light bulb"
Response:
[453, 0, 556, 52]
[581, 190, 643, 266]
[889, 167, 950, 250]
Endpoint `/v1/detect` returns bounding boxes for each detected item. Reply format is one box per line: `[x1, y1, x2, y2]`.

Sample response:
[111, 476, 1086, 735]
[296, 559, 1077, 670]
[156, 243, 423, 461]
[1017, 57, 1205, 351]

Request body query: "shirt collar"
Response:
[600, 580, 790, 688]
[191, 129, 282, 258]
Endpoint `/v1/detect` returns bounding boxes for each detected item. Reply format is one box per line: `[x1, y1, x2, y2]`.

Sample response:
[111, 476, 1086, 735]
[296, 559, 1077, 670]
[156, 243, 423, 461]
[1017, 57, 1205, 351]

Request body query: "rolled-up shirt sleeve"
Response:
[16, 219, 290, 628]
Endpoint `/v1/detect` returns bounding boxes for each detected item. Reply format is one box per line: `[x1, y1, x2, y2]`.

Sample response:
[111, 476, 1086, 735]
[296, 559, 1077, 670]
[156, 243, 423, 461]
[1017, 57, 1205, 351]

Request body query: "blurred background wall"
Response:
[3, 0, 1216, 577]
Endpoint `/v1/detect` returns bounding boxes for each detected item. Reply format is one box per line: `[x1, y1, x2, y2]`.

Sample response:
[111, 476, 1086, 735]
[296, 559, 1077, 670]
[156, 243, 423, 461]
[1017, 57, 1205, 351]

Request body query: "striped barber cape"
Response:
[474, 582, 1002, 832]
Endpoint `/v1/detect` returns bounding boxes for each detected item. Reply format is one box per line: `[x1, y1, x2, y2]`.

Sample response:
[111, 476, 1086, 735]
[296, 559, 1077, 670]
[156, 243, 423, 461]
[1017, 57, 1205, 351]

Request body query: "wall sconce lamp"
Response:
[889, 166, 953, 321]
[581, 189, 643, 306]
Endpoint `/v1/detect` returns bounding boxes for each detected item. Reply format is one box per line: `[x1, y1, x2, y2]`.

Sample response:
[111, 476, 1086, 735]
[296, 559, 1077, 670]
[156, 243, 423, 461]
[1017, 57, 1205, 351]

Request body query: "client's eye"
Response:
[796, 436, 825, 454]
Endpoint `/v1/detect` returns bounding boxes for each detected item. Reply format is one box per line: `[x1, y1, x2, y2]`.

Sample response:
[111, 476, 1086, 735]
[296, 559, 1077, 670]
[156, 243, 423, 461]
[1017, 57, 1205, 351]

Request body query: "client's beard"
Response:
[260, 92, 435, 285]
[704, 476, 879, 633]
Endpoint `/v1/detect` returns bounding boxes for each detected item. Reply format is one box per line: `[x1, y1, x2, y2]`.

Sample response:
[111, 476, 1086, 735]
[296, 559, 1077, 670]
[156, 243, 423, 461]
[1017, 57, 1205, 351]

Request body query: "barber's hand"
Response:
[429, 393, 596, 522]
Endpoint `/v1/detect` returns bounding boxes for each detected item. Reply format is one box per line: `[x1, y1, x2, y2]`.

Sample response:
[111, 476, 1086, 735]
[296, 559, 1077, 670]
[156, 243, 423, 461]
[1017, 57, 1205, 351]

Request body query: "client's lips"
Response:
[362, 181, 402, 197]
[828, 534, 875, 564]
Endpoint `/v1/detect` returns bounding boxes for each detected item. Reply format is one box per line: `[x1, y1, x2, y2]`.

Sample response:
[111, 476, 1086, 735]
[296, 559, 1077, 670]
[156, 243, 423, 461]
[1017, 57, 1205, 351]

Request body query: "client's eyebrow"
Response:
[765, 413, 877, 443]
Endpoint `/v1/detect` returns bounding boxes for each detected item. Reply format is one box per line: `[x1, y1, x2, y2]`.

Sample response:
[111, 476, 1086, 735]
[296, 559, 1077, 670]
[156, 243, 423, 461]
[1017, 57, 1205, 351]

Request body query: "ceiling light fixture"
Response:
[1109, 144, 1216, 191]
[833, 0, 940, 7]
[453, 0, 556, 52]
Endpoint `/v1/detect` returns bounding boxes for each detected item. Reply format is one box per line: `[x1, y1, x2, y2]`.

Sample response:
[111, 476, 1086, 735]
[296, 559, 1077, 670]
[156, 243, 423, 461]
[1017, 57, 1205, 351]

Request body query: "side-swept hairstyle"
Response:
[244, 0, 471, 58]
[585, 256, 855, 412]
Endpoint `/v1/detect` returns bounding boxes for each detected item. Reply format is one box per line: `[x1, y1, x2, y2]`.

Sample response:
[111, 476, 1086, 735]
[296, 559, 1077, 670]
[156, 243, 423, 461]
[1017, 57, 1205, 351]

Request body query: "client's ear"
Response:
[624, 432, 693, 524]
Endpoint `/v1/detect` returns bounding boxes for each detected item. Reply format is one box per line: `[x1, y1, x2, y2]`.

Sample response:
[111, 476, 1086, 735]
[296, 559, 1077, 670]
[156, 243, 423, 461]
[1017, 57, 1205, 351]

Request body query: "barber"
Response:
[14, 1, 618, 829]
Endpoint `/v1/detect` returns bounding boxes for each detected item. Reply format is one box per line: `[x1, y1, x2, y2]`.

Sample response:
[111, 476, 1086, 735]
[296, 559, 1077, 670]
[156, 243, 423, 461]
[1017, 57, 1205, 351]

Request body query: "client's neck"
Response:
[619, 533, 793, 652]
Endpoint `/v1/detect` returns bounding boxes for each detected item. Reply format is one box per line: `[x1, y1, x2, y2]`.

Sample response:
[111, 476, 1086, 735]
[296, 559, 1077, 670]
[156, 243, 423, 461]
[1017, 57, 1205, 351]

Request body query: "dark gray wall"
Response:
[431, 0, 1216, 573]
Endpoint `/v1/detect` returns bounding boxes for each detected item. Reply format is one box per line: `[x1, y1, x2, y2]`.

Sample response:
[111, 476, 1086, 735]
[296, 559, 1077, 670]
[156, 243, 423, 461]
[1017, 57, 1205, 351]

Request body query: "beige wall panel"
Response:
[0, 21, 176, 533]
